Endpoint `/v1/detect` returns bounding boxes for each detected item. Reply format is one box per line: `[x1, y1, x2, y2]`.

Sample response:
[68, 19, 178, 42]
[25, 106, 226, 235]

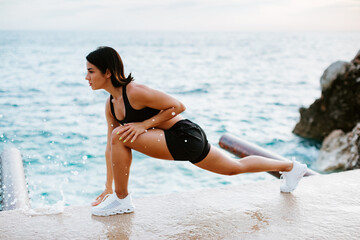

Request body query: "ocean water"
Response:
[0, 31, 359, 208]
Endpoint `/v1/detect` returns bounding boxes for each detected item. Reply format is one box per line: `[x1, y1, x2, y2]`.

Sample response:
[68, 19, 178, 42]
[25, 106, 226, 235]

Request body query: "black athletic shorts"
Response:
[164, 119, 211, 164]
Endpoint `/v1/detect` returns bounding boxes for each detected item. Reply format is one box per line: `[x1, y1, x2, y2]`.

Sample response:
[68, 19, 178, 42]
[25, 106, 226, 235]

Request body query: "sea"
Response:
[0, 30, 359, 209]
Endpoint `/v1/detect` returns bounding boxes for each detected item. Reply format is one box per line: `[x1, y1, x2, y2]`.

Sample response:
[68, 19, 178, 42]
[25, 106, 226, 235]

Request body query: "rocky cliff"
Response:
[293, 50, 360, 141]
[293, 50, 360, 171]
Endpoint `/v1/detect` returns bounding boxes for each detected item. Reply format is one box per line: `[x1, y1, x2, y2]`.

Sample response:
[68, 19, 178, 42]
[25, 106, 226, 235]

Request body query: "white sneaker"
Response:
[280, 160, 307, 193]
[91, 193, 135, 216]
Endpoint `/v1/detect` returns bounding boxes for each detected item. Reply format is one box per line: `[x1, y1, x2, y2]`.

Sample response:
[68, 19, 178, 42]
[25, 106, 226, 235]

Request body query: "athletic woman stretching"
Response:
[86, 47, 307, 216]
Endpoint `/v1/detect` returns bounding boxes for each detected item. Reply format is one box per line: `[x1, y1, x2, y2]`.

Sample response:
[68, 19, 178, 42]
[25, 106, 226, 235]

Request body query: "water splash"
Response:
[24, 190, 65, 216]
[23, 200, 64, 216]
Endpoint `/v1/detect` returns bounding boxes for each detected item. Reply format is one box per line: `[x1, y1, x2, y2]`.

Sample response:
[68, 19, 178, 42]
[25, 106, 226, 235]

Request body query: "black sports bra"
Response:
[109, 85, 160, 125]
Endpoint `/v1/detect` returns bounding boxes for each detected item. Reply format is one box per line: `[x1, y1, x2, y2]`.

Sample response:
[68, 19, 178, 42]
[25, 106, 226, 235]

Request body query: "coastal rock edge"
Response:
[293, 50, 360, 141]
[316, 123, 360, 172]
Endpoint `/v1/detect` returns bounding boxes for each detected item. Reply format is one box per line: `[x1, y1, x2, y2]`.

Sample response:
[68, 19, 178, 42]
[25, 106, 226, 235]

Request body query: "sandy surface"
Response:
[1, 170, 360, 240]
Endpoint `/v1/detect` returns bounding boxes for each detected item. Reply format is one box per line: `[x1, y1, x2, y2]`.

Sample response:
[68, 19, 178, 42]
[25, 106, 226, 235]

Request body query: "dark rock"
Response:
[320, 61, 351, 91]
[352, 50, 360, 65]
[293, 50, 360, 141]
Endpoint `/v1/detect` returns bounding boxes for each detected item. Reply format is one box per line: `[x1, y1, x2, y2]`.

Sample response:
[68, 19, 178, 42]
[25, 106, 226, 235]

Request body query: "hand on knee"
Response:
[111, 126, 126, 145]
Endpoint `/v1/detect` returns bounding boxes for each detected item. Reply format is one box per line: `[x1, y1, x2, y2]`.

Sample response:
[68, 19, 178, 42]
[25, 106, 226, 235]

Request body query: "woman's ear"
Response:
[105, 69, 111, 79]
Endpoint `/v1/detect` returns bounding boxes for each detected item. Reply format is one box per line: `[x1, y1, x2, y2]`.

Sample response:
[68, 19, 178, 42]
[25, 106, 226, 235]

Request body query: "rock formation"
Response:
[316, 123, 360, 172]
[293, 50, 360, 141]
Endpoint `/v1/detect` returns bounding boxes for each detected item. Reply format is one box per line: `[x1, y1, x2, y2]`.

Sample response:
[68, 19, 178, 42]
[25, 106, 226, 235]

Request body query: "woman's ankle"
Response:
[115, 191, 129, 199]
[284, 162, 294, 172]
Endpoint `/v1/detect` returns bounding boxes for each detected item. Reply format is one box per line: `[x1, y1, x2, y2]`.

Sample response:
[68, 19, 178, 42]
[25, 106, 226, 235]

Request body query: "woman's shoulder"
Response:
[126, 82, 152, 97]
[126, 82, 158, 108]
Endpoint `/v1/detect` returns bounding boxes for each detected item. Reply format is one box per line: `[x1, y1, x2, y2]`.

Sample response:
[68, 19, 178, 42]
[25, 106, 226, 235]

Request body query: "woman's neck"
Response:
[106, 85, 123, 99]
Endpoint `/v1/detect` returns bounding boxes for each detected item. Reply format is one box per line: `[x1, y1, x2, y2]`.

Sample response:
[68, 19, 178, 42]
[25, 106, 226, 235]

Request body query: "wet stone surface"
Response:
[1, 170, 360, 239]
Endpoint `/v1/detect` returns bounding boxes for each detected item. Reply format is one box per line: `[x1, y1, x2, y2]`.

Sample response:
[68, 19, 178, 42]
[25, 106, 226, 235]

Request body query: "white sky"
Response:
[0, 0, 359, 31]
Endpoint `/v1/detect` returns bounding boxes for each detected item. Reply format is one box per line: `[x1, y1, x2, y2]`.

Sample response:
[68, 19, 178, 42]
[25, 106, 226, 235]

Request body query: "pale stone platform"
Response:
[1, 170, 360, 240]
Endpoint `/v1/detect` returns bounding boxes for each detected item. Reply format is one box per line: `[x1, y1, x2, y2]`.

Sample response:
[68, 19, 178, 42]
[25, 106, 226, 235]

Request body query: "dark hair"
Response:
[86, 46, 133, 87]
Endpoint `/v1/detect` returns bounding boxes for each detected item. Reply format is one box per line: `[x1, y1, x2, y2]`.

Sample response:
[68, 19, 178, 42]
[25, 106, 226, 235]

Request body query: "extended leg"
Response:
[195, 146, 293, 175]
[195, 145, 307, 193]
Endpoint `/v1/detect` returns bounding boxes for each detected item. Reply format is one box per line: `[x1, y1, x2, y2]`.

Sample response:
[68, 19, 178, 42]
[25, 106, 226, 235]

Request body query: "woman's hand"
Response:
[117, 122, 148, 143]
[91, 188, 113, 206]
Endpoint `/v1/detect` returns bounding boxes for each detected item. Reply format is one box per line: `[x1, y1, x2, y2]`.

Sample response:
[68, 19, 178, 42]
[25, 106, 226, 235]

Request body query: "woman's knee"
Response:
[111, 126, 125, 146]
[111, 126, 135, 149]
[227, 160, 246, 175]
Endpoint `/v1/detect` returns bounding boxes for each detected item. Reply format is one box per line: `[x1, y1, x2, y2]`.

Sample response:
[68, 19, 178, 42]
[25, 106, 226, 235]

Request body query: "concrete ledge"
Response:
[1, 170, 360, 239]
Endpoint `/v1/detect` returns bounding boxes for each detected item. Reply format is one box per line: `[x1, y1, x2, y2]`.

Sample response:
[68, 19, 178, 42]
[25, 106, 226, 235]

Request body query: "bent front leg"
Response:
[111, 129, 132, 199]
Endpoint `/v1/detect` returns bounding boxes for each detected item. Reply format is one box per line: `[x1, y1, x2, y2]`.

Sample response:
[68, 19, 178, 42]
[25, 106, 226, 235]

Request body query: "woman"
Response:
[86, 46, 307, 217]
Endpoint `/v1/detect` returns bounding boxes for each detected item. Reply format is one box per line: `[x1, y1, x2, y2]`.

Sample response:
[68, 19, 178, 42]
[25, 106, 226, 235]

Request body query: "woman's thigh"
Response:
[121, 128, 174, 160]
[194, 146, 241, 175]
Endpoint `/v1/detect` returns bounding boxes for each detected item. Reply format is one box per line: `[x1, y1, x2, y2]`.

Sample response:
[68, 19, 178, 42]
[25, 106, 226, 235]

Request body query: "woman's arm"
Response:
[117, 83, 186, 143]
[104, 98, 120, 189]
[92, 97, 119, 206]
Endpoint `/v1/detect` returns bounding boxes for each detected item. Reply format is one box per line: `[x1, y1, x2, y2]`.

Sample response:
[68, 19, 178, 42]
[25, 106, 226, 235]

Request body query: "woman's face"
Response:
[85, 61, 108, 90]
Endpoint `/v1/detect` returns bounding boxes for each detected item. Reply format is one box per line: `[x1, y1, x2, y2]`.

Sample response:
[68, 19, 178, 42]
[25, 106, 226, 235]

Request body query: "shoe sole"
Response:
[92, 207, 135, 217]
[280, 166, 307, 193]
